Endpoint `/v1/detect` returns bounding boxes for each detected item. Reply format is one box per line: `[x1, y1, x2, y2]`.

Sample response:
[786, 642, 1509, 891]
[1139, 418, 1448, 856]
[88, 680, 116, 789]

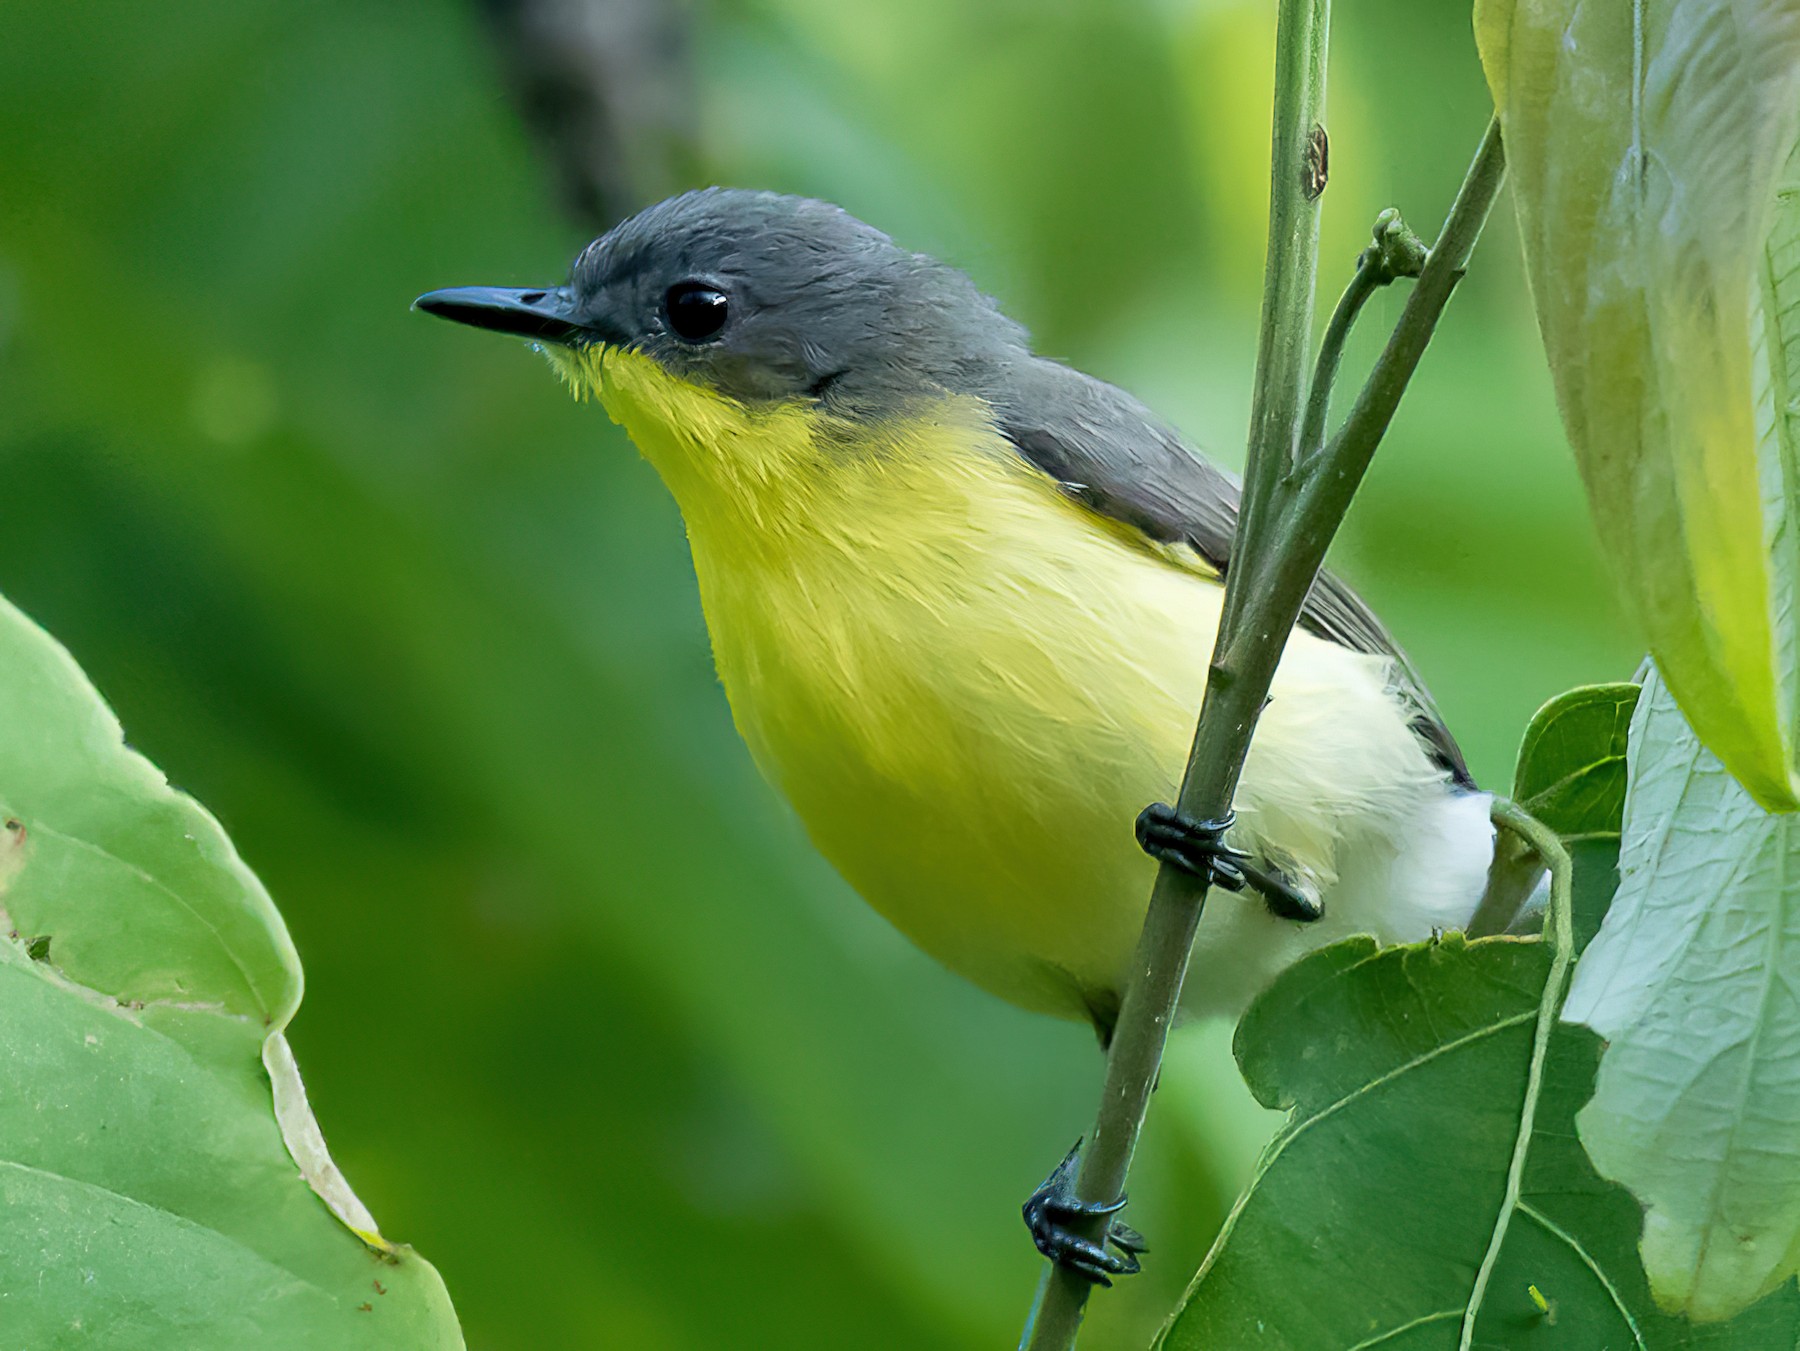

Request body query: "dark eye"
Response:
[664, 281, 728, 342]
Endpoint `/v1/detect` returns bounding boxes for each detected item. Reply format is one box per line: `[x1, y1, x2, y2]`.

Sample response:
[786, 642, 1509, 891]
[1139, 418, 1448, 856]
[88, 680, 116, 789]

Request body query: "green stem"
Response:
[1285, 120, 1505, 539]
[1214, 120, 1506, 679]
[1458, 799, 1573, 1351]
[1020, 3, 1330, 1348]
[1223, 0, 1332, 628]
[1297, 262, 1379, 462]
[1018, 117, 1507, 1351]
[1467, 809, 1547, 939]
[1297, 208, 1428, 462]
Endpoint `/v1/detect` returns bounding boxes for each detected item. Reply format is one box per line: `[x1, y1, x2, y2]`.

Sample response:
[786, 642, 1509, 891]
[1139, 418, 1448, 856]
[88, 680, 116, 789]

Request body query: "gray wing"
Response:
[993, 359, 1475, 790]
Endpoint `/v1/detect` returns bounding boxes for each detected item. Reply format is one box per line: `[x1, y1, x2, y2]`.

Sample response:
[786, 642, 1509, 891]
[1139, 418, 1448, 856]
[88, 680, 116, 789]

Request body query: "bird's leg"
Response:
[1135, 804, 1323, 922]
[1021, 1140, 1148, 1287]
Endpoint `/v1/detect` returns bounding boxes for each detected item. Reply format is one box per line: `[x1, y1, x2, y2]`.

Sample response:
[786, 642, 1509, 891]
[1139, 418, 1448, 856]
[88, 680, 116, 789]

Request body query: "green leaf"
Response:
[1159, 838, 1800, 1348]
[0, 595, 462, 1348]
[1565, 666, 1800, 1323]
[1759, 138, 1800, 783]
[1513, 683, 1641, 839]
[1474, 0, 1800, 812]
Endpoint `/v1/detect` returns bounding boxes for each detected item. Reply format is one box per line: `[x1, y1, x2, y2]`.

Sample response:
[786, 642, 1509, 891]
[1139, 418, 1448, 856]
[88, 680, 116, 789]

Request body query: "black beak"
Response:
[413, 286, 589, 344]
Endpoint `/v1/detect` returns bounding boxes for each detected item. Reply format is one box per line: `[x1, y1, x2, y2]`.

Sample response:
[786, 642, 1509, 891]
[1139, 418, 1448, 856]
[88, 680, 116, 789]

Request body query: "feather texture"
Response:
[583, 347, 1493, 1022]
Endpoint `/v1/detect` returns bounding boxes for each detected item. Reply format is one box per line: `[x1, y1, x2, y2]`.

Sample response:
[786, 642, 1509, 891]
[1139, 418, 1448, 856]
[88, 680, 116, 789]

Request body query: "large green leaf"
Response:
[1161, 683, 1800, 1347]
[1565, 666, 1800, 1323]
[1761, 138, 1800, 778]
[1160, 843, 1800, 1349]
[1474, 0, 1800, 812]
[0, 595, 462, 1348]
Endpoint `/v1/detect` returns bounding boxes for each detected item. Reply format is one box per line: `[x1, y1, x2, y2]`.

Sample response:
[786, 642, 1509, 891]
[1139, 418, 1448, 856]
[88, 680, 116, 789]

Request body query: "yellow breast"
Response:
[581, 348, 1455, 1020]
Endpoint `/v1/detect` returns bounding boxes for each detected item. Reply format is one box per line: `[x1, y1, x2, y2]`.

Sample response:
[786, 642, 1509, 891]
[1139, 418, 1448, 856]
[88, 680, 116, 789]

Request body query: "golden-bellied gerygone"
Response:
[416, 191, 1493, 1261]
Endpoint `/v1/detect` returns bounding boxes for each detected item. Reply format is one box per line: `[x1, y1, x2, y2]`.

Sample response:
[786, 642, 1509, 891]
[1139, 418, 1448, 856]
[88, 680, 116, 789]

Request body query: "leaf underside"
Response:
[1475, 0, 1800, 812]
[1566, 668, 1800, 1323]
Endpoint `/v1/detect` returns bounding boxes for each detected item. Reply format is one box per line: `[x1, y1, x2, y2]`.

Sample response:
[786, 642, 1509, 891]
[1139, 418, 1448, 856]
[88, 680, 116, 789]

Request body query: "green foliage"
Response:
[1513, 683, 1640, 839]
[1477, 4, 1800, 1323]
[1159, 844, 1800, 1349]
[1475, 0, 1800, 812]
[1763, 136, 1800, 779]
[0, 1, 1639, 1346]
[1163, 690, 1800, 1348]
[1566, 669, 1800, 1322]
[0, 595, 462, 1348]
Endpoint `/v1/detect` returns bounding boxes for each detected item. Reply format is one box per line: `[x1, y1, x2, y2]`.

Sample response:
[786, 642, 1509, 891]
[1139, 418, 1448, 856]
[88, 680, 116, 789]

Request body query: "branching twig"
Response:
[1282, 121, 1505, 551]
[1017, 72, 1508, 1351]
[1297, 208, 1427, 462]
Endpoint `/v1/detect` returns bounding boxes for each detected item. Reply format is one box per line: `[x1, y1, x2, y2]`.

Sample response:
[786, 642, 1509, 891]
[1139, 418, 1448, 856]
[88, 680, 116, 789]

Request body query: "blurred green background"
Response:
[0, 1, 1634, 1347]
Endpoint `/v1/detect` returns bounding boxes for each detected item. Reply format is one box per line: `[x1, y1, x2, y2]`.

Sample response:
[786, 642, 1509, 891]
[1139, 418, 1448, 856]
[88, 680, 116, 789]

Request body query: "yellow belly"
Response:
[588, 350, 1463, 1021]
[700, 471, 1196, 1016]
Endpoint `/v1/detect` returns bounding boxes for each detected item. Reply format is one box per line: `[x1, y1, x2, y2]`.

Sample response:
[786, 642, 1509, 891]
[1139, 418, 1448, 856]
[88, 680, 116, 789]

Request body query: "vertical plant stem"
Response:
[1018, 3, 1330, 1347]
[1223, 0, 1332, 633]
[1017, 107, 1507, 1351]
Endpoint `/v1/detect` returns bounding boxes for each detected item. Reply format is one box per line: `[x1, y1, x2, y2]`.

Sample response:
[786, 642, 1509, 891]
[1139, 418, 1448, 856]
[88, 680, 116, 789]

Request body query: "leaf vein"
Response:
[0, 1158, 336, 1303]
[1345, 1308, 1462, 1350]
[1264, 1009, 1538, 1172]
[1516, 1202, 1648, 1350]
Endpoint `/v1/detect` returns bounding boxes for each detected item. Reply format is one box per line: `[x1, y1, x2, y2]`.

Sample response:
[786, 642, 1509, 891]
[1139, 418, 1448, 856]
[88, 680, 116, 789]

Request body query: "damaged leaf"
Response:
[0, 595, 463, 1348]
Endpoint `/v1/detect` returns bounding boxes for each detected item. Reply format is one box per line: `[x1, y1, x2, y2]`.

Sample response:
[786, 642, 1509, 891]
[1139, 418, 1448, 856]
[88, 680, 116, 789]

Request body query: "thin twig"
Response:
[1282, 121, 1506, 549]
[1017, 111, 1508, 1351]
[1298, 262, 1381, 462]
[1215, 121, 1507, 682]
[1297, 208, 1428, 462]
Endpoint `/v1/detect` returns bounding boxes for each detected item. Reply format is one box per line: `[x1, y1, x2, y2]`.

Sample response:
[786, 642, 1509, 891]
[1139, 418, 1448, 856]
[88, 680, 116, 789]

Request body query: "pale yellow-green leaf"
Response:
[1475, 0, 1800, 812]
[1758, 139, 1800, 763]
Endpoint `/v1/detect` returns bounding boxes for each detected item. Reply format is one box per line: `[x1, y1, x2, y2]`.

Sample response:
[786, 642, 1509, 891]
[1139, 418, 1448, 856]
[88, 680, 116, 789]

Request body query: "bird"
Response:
[416, 187, 1496, 1282]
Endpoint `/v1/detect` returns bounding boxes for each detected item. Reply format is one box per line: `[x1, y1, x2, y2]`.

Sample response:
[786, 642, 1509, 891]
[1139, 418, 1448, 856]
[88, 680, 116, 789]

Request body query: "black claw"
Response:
[1136, 804, 1247, 892]
[1022, 1141, 1148, 1287]
[1256, 870, 1324, 923]
[1135, 803, 1324, 924]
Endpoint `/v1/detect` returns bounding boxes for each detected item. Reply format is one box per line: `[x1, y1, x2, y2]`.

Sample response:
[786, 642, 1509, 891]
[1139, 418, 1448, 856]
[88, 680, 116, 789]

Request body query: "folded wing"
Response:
[994, 358, 1475, 790]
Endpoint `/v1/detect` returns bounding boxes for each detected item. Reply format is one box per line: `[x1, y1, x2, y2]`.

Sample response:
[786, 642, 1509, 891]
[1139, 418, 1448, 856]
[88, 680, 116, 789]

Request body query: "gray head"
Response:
[416, 188, 1030, 409]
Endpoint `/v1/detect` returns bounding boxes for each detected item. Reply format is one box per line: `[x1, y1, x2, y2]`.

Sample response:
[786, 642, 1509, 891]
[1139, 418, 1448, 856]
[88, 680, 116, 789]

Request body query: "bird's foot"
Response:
[1135, 803, 1323, 923]
[1022, 1141, 1148, 1287]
